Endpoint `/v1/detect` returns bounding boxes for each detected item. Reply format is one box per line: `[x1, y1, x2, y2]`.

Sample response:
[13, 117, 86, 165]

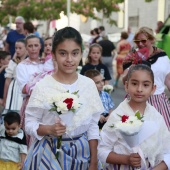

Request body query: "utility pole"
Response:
[67, 0, 70, 26]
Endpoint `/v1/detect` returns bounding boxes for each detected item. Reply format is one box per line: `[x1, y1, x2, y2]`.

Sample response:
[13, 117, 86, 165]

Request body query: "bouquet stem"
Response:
[56, 136, 62, 159]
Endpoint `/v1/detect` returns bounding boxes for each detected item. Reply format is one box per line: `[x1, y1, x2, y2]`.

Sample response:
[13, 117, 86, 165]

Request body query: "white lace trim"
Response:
[27, 74, 104, 132]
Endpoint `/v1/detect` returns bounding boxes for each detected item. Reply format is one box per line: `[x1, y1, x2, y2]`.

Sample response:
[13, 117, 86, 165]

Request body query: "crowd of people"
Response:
[0, 15, 170, 170]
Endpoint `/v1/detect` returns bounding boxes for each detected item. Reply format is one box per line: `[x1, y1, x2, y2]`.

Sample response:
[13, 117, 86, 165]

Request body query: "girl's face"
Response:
[125, 70, 156, 105]
[134, 33, 153, 50]
[4, 122, 20, 136]
[26, 38, 41, 61]
[89, 47, 101, 64]
[15, 42, 27, 58]
[93, 74, 104, 92]
[52, 39, 82, 75]
[1, 55, 11, 65]
[44, 39, 52, 55]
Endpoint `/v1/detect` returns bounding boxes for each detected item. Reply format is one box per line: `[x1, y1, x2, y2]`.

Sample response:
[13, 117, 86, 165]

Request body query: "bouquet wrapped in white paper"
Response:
[103, 85, 114, 94]
[115, 111, 144, 169]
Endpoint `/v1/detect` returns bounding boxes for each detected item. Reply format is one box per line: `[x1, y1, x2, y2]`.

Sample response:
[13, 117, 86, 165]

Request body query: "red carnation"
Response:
[122, 115, 129, 123]
[63, 98, 73, 109]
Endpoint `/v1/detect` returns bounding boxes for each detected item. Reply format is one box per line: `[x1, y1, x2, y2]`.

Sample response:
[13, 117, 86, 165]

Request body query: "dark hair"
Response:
[93, 28, 99, 35]
[99, 26, 105, 31]
[16, 38, 26, 45]
[44, 37, 52, 41]
[25, 34, 40, 45]
[24, 21, 35, 33]
[52, 27, 83, 53]
[121, 31, 129, 39]
[85, 43, 102, 64]
[4, 111, 21, 125]
[127, 64, 154, 83]
[84, 69, 100, 79]
[0, 51, 11, 60]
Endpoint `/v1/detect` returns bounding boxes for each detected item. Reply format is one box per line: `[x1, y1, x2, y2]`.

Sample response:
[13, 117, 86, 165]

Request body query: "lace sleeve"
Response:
[5, 60, 16, 78]
[27, 81, 45, 109]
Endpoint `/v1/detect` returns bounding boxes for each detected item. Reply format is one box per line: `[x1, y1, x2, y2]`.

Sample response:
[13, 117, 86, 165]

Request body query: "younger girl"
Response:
[43, 37, 55, 72]
[3, 39, 27, 113]
[80, 43, 111, 84]
[98, 64, 170, 170]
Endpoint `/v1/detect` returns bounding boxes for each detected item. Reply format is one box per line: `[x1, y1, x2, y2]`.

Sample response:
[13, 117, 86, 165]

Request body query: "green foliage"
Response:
[0, 0, 153, 26]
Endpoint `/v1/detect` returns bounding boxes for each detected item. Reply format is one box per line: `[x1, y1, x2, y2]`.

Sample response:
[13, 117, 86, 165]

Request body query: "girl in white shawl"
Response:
[98, 64, 170, 170]
[23, 27, 104, 170]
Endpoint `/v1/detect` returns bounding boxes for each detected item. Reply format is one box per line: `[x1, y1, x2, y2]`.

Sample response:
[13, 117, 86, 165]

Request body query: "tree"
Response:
[0, 0, 154, 26]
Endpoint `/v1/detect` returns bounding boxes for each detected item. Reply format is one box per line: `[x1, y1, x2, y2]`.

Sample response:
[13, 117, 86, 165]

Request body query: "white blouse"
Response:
[151, 55, 170, 94]
[5, 60, 17, 79]
[16, 59, 44, 96]
[0, 125, 27, 163]
[98, 99, 170, 169]
[25, 74, 104, 141]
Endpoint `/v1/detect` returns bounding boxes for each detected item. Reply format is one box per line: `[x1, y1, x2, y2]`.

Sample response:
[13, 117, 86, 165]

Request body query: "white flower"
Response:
[115, 112, 144, 135]
[57, 101, 68, 113]
[72, 100, 80, 110]
[49, 91, 81, 115]
[103, 85, 114, 93]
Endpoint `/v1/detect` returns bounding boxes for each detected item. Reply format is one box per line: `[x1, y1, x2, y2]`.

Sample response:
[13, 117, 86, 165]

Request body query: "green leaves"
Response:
[135, 110, 144, 120]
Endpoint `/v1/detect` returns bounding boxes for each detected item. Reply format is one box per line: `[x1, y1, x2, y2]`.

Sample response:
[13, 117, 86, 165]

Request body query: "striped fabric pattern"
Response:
[148, 93, 170, 130]
[23, 134, 103, 170]
[5, 79, 23, 112]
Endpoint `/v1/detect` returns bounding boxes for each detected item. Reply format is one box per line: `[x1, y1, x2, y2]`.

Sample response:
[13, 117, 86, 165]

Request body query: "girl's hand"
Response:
[50, 122, 66, 137]
[105, 115, 110, 121]
[128, 153, 141, 168]
[99, 115, 106, 123]
[17, 162, 23, 170]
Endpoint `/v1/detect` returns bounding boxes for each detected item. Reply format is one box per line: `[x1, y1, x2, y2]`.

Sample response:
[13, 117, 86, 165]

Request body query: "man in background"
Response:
[5, 16, 25, 58]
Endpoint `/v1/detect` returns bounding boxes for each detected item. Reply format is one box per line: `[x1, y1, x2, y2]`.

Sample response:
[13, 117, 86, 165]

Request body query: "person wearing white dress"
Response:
[3, 39, 27, 114]
[16, 34, 44, 145]
[23, 27, 104, 170]
[98, 64, 170, 170]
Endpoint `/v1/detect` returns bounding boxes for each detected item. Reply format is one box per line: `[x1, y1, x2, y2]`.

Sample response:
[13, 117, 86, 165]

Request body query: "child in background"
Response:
[24, 37, 55, 96]
[98, 64, 170, 170]
[43, 37, 55, 72]
[0, 111, 27, 170]
[0, 51, 10, 108]
[85, 69, 114, 129]
[3, 39, 27, 113]
[80, 43, 111, 84]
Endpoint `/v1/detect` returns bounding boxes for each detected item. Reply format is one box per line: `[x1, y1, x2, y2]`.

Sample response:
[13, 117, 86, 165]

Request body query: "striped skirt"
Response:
[4, 79, 23, 113]
[148, 93, 170, 130]
[23, 134, 103, 170]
